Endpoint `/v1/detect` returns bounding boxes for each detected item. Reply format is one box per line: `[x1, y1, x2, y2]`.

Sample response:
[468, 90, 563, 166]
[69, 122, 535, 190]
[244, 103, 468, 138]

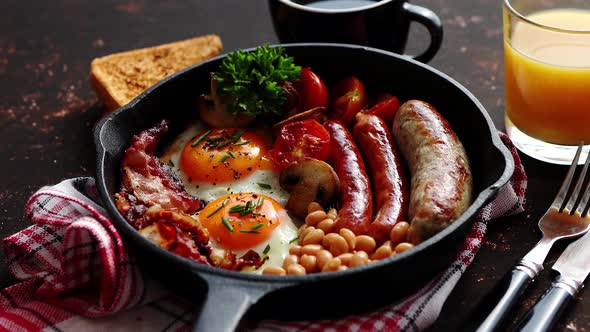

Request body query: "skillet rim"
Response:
[94, 42, 515, 284]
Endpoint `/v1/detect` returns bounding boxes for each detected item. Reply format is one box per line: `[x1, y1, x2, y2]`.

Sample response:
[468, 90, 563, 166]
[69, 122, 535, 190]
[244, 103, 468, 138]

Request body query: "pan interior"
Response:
[94, 44, 513, 288]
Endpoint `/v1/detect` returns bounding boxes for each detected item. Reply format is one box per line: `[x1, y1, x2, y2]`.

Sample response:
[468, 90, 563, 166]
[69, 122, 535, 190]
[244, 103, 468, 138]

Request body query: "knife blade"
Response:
[552, 225, 590, 289]
[515, 228, 590, 332]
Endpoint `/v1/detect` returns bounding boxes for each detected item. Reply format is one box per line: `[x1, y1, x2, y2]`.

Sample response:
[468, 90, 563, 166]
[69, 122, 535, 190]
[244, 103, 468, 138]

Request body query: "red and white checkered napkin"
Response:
[0, 133, 527, 332]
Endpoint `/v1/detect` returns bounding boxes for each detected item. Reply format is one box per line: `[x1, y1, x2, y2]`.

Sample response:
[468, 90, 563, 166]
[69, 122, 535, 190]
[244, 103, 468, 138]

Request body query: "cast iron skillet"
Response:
[93, 43, 514, 331]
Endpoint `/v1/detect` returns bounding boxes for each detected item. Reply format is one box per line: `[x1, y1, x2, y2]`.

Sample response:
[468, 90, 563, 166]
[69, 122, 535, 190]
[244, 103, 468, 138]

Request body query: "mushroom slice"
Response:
[272, 106, 328, 138]
[198, 75, 254, 128]
[279, 158, 340, 218]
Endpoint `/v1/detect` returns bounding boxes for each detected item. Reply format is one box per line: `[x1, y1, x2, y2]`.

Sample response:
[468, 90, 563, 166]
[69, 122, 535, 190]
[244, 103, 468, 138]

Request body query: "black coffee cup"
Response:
[268, 0, 443, 62]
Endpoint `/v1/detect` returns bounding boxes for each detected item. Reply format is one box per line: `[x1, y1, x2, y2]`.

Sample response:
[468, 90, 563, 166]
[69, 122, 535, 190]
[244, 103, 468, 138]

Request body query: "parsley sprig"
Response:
[213, 45, 301, 118]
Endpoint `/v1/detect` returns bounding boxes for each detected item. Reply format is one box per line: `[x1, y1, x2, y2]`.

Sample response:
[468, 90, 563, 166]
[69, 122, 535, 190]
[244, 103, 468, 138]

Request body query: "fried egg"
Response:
[198, 192, 297, 271]
[161, 123, 299, 273]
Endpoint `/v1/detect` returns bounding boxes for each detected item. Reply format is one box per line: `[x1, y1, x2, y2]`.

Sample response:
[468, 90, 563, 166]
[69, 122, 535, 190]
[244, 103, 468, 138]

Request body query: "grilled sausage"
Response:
[392, 100, 472, 244]
[325, 120, 373, 235]
[353, 113, 409, 243]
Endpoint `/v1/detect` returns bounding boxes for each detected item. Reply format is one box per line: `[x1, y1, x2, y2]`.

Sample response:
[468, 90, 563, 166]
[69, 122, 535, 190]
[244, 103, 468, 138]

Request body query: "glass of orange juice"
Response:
[503, 0, 590, 164]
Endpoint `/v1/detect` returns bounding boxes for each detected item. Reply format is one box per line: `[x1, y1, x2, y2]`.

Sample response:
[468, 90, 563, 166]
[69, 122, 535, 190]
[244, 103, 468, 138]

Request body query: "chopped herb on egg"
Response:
[251, 223, 265, 230]
[205, 198, 229, 218]
[219, 155, 229, 163]
[231, 130, 244, 141]
[228, 198, 266, 217]
[241, 206, 255, 216]
[191, 129, 212, 147]
[229, 205, 245, 213]
[239, 229, 261, 234]
[216, 140, 232, 149]
[222, 216, 234, 232]
[204, 129, 250, 151]
[257, 182, 272, 190]
[227, 150, 237, 159]
[167, 159, 175, 167]
[289, 236, 299, 244]
[234, 139, 252, 146]
[263, 244, 271, 255]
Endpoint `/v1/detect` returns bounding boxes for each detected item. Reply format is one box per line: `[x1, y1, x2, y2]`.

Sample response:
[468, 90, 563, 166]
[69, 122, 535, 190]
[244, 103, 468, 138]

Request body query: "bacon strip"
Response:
[121, 119, 204, 214]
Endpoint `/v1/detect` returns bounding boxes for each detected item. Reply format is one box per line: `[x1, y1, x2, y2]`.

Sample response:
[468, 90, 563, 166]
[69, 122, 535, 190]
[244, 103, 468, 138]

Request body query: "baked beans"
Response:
[272, 202, 418, 275]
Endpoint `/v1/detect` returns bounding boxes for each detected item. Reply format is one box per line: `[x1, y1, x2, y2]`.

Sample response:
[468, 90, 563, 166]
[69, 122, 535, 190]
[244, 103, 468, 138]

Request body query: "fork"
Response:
[474, 144, 590, 332]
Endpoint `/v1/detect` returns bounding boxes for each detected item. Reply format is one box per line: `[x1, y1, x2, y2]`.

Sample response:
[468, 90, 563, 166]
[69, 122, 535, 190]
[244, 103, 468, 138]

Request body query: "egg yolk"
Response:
[199, 193, 282, 250]
[180, 128, 271, 184]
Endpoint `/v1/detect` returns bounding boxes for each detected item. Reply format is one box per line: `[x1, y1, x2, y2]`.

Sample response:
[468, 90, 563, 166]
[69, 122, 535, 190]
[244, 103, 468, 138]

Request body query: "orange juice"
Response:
[504, 9, 590, 145]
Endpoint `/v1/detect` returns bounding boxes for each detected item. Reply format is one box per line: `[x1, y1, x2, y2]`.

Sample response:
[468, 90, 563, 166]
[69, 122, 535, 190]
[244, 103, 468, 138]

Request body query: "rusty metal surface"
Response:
[0, 0, 587, 330]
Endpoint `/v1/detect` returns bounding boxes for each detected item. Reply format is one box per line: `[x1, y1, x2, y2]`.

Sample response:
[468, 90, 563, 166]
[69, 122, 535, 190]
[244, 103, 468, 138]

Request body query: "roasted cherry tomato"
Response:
[328, 76, 368, 127]
[364, 94, 400, 127]
[293, 67, 329, 111]
[270, 119, 330, 171]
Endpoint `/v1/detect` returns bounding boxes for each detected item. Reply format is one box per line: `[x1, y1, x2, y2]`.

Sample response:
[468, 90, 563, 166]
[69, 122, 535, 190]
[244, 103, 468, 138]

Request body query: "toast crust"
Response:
[90, 34, 223, 111]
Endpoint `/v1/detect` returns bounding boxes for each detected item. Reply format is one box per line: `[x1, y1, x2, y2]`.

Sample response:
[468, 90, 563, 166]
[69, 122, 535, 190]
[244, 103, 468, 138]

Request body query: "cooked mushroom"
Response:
[280, 81, 300, 115]
[198, 75, 255, 128]
[272, 106, 328, 138]
[279, 158, 340, 218]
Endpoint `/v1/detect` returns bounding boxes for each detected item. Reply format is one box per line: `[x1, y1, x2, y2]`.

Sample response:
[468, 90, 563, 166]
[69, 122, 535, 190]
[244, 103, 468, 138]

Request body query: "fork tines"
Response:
[554, 144, 590, 217]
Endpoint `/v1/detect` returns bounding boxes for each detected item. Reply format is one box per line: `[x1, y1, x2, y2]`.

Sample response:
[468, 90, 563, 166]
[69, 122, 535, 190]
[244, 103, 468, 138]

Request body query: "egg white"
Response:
[160, 122, 301, 273]
[221, 208, 298, 274]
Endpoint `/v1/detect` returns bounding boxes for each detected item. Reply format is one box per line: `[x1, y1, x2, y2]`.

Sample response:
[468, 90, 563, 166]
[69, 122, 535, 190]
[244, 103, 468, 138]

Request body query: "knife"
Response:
[515, 229, 590, 332]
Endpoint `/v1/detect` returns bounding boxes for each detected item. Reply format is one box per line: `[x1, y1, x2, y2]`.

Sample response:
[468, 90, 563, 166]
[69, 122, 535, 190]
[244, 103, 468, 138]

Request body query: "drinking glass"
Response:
[503, 0, 590, 164]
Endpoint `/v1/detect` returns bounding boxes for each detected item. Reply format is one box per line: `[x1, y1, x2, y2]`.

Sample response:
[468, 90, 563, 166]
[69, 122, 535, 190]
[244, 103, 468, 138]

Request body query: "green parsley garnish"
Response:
[213, 44, 301, 118]
[263, 244, 271, 255]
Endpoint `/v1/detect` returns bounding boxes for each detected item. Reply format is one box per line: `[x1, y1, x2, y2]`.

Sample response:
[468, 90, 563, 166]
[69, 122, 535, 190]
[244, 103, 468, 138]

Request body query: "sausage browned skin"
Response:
[353, 113, 409, 243]
[392, 100, 472, 244]
[325, 120, 373, 235]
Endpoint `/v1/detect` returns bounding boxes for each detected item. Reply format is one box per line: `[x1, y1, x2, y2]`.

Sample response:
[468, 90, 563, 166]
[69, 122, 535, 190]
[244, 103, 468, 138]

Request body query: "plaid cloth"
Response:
[0, 133, 527, 332]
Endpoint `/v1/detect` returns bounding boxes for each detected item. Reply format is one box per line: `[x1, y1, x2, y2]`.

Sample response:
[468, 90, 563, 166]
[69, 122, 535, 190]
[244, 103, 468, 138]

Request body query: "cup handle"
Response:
[402, 2, 443, 63]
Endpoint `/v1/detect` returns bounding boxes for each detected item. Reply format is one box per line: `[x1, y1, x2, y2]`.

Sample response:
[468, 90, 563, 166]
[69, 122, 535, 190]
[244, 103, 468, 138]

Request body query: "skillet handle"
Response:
[192, 273, 290, 332]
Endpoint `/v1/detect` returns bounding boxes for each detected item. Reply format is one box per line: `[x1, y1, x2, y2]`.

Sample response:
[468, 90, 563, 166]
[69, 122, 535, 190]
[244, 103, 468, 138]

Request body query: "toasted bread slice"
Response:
[91, 34, 223, 111]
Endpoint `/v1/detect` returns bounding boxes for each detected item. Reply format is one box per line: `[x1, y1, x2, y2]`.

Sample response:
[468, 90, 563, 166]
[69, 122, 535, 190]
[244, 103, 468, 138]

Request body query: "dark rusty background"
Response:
[0, 0, 587, 331]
